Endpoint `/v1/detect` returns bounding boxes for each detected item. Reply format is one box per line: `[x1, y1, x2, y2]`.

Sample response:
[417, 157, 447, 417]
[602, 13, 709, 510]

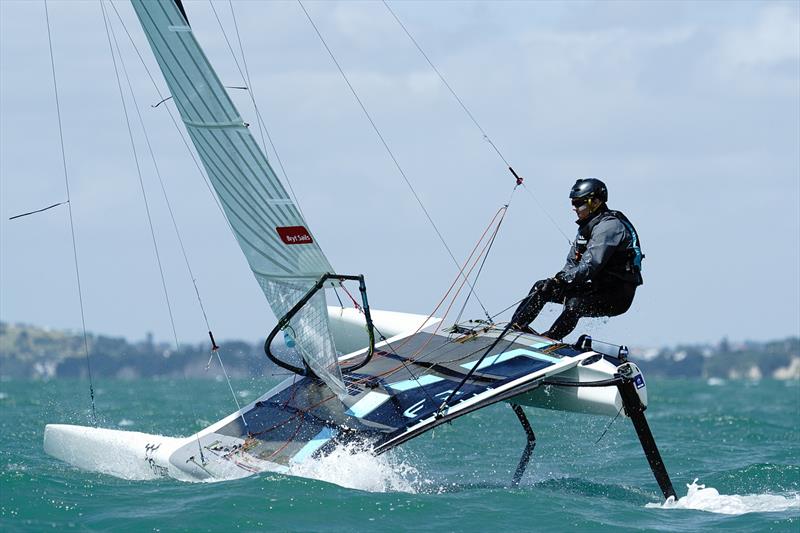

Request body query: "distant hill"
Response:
[634, 337, 799, 380]
[0, 322, 276, 380]
[0, 321, 797, 380]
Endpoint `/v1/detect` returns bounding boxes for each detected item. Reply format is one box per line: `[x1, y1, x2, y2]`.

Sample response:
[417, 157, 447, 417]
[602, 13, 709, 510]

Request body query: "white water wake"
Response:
[288, 443, 424, 493]
[647, 479, 800, 515]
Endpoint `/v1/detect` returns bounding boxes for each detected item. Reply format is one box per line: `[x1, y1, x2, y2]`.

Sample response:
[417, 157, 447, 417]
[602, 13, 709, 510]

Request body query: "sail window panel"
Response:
[261, 279, 345, 397]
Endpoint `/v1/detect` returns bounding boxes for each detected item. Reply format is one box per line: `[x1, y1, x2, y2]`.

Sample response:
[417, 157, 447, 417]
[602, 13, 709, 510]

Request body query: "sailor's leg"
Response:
[510, 279, 557, 331]
[542, 292, 585, 339]
[582, 282, 637, 318]
[510, 403, 536, 487]
[544, 283, 636, 340]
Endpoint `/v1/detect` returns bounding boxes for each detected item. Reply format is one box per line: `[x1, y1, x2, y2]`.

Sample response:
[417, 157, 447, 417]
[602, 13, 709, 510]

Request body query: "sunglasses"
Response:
[571, 198, 589, 208]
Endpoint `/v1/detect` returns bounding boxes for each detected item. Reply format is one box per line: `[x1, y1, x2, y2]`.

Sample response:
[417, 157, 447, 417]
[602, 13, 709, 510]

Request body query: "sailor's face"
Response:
[572, 199, 591, 221]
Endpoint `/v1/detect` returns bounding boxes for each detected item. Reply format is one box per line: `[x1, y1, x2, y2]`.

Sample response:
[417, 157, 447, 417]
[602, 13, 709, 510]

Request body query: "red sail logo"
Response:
[276, 226, 313, 245]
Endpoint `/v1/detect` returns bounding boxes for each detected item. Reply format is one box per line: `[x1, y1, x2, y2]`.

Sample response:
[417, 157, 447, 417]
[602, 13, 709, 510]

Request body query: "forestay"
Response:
[130, 0, 344, 395]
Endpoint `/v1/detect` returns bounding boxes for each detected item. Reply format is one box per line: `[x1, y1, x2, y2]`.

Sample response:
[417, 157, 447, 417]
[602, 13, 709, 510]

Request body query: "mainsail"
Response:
[130, 0, 345, 395]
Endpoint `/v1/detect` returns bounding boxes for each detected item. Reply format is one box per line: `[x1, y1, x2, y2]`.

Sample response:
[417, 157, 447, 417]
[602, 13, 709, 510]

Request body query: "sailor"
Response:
[511, 177, 643, 340]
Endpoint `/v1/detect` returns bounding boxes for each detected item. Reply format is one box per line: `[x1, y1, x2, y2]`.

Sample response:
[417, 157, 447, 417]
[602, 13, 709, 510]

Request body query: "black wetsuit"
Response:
[511, 207, 643, 340]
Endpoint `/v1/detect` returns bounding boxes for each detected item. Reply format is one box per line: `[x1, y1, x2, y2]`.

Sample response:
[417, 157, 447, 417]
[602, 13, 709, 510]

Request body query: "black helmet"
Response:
[569, 177, 608, 203]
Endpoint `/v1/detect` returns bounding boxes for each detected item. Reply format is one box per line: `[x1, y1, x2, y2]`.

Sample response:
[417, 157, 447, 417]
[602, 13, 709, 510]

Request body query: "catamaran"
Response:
[43, 0, 676, 500]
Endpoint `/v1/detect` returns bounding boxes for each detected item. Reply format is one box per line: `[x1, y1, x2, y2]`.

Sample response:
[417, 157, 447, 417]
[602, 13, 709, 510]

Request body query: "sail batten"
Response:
[131, 0, 345, 395]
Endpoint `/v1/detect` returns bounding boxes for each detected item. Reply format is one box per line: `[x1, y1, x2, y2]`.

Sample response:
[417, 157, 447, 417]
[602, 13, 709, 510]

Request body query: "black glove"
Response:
[553, 271, 568, 284]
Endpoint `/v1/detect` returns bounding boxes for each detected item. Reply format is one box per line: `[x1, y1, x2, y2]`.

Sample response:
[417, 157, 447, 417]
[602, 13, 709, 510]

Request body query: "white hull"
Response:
[514, 358, 647, 417]
[45, 308, 646, 483]
[43, 422, 285, 482]
[44, 425, 191, 481]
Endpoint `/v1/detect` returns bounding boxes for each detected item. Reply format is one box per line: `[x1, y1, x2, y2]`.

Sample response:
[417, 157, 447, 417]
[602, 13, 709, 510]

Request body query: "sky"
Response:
[1, 0, 798, 349]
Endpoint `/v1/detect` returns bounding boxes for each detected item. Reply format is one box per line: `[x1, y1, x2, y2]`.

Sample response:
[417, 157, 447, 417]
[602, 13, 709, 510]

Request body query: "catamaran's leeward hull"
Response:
[44, 308, 646, 483]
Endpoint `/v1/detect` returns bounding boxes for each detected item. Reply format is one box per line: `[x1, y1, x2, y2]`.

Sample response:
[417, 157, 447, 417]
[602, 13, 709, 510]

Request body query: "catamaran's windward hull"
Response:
[513, 358, 646, 417]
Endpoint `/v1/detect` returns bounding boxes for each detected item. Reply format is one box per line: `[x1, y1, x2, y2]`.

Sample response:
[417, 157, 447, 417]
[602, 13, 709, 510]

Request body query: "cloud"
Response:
[715, 3, 800, 70]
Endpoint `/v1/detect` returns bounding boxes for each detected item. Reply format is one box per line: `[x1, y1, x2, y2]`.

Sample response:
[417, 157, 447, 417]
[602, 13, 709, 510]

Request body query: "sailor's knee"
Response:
[611, 298, 633, 316]
[532, 279, 549, 292]
[563, 297, 583, 313]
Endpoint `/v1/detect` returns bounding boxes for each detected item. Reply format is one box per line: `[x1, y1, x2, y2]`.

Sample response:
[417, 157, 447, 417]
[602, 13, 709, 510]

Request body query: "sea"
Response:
[1, 377, 798, 532]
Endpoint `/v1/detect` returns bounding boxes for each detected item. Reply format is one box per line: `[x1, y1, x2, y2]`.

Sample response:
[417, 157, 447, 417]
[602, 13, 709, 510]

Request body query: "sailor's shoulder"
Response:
[592, 213, 626, 232]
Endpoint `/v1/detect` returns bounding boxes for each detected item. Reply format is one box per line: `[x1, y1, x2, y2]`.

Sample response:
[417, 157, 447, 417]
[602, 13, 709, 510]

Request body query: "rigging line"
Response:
[43, 0, 97, 426]
[107, 1, 232, 235]
[207, 1, 268, 155]
[265, 413, 306, 461]
[336, 282, 470, 388]
[151, 86, 247, 108]
[595, 405, 624, 445]
[384, 1, 572, 244]
[103, 3, 245, 426]
[467, 187, 517, 313]
[330, 179, 512, 376]
[275, 333, 499, 440]
[397, 358, 438, 406]
[100, 1, 205, 461]
[209, 0, 308, 220]
[382, 0, 510, 169]
[382, 204, 509, 363]
[213, 348, 247, 426]
[8, 201, 67, 221]
[370, 205, 505, 361]
[425, 211, 505, 340]
[428, 206, 507, 332]
[521, 183, 572, 245]
[258, 324, 500, 442]
[333, 295, 476, 387]
[454, 207, 508, 326]
[369, 213, 506, 376]
[277, 310, 537, 439]
[373, 330, 499, 385]
[454, 184, 519, 324]
[297, 0, 490, 317]
[490, 297, 528, 322]
[338, 284, 361, 311]
[336, 234, 508, 386]
[332, 285, 345, 308]
[103, 3, 179, 353]
[435, 320, 521, 415]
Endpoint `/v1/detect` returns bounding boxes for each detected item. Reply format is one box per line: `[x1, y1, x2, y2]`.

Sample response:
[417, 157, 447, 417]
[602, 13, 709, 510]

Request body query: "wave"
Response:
[647, 479, 800, 515]
[287, 442, 424, 493]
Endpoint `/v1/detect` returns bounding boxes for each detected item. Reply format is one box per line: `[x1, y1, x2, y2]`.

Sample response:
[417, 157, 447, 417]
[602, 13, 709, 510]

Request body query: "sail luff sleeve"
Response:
[130, 0, 345, 396]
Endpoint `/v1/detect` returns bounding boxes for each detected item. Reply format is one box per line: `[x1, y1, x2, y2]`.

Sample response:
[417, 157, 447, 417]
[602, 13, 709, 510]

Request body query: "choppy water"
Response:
[1, 378, 798, 531]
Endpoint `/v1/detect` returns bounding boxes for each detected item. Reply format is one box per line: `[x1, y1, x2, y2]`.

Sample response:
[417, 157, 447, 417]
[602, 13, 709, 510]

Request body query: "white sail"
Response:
[130, 0, 344, 395]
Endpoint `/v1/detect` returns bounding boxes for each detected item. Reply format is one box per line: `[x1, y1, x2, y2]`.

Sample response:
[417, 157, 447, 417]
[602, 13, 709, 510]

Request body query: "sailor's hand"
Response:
[553, 271, 567, 284]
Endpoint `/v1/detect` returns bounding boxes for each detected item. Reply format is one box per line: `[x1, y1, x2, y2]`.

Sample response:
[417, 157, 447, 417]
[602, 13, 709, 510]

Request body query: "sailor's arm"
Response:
[559, 219, 625, 284]
[561, 241, 579, 271]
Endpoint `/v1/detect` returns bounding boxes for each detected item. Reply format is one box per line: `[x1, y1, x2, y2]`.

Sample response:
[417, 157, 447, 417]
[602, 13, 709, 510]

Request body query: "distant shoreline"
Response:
[1, 321, 798, 380]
